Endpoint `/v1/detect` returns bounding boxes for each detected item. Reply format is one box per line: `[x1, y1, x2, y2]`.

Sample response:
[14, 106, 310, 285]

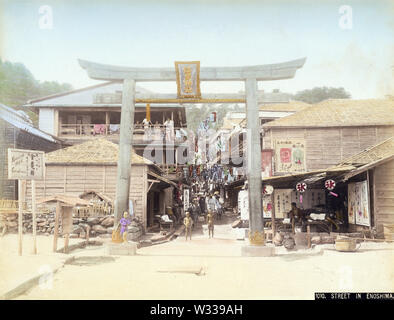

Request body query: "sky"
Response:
[1, 0, 393, 98]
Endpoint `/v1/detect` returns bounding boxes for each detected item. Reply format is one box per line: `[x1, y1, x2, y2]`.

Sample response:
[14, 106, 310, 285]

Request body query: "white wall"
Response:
[38, 108, 55, 135]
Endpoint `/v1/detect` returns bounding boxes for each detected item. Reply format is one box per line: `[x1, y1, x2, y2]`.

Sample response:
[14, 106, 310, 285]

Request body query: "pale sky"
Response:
[1, 0, 393, 98]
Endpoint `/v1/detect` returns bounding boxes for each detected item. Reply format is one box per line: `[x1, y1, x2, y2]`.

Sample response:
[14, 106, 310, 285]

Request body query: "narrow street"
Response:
[16, 215, 394, 300]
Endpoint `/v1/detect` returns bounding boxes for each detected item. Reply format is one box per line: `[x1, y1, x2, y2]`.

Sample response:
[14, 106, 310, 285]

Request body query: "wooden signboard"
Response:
[8, 148, 45, 256]
[8, 148, 45, 180]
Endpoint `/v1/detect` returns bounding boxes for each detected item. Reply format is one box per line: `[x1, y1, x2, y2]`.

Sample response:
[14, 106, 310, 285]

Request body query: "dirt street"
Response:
[8, 217, 394, 300]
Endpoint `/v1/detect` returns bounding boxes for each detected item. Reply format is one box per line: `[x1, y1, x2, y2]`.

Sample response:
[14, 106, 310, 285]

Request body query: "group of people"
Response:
[183, 191, 224, 241]
[135, 118, 178, 142]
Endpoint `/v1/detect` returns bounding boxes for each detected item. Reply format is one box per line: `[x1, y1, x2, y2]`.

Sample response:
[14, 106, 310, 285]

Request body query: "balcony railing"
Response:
[59, 124, 187, 143]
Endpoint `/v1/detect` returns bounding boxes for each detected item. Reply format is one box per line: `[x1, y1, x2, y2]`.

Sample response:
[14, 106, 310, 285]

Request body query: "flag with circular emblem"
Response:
[325, 179, 336, 191]
[296, 182, 307, 193]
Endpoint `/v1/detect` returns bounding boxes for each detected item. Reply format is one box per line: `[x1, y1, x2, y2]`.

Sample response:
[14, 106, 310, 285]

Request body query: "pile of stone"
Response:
[1, 213, 143, 240]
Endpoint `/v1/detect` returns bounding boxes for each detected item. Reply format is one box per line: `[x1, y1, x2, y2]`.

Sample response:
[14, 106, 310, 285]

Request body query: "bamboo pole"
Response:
[18, 180, 24, 256]
[32, 180, 37, 254]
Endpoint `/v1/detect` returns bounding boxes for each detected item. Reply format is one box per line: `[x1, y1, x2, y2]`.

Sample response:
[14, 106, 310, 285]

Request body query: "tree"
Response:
[293, 87, 351, 104]
[0, 59, 73, 125]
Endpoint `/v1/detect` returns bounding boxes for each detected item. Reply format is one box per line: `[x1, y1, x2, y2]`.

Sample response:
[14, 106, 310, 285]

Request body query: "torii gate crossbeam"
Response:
[79, 58, 306, 248]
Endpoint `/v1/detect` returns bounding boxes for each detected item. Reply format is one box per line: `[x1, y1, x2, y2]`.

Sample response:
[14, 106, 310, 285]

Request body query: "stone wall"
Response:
[0, 213, 143, 240]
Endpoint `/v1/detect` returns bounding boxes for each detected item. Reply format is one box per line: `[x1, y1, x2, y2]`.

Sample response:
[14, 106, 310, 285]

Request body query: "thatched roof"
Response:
[259, 100, 311, 112]
[45, 138, 154, 165]
[262, 99, 394, 128]
[337, 137, 394, 167]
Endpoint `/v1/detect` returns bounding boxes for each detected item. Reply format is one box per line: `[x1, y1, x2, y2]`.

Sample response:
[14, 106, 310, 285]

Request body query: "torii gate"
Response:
[79, 58, 306, 247]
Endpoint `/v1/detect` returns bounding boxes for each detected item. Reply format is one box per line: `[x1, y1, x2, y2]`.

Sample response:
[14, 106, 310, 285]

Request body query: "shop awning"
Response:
[261, 166, 355, 188]
[147, 170, 178, 189]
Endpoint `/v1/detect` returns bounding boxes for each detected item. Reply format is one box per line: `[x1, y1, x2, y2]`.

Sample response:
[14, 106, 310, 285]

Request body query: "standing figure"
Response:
[184, 211, 193, 240]
[164, 118, 174, 142]
[199, 194, 206, 215]
[206, 210, 214, 238]
[119, 211, 131, 242]
[214, 192, 223, 220]
[207, 194, 217, 214]
[142, 118, 152, 141]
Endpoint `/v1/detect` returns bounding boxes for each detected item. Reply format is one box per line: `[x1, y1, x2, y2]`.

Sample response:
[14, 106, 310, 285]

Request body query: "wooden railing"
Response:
[59, 124, 187, 142]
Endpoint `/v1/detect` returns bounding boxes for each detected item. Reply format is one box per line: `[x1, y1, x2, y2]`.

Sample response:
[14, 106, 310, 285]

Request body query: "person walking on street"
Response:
[207, 194, 217, 214]
[206, 210, 214, 238]
[184, 211, 193, 240]
[214, 192, 223, 220]
[199, 195, 206, 215]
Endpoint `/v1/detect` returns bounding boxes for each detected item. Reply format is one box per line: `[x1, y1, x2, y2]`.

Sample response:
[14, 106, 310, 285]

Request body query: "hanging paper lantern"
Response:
[296, 182, 307, 193]
[325, 179, 336, 191]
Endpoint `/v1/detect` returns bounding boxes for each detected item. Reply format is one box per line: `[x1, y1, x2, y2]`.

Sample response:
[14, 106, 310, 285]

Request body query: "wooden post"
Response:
[32, 180, 37, 254]
[18, 179, 25, 256]
[307, 224, 311, 248]
[114, 79, 136, 225]
[270, 192, 276, 236]
[64, 234, 69, 254]
[105, 111, 110, 135]
[53, 201, 60, 252]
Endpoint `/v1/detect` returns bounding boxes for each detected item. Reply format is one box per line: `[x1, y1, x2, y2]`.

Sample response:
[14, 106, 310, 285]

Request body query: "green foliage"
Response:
[186, 103, 244, 134]
[0, 58, 73, 125]
[293, 87, 351, 104]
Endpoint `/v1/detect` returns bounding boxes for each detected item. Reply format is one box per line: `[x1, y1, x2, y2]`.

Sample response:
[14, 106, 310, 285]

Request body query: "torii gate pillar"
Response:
[245, 78, 264, 245]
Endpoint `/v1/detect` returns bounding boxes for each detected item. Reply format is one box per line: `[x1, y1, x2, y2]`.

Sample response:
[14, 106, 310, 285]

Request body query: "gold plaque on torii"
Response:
[175, 61, 201, 99]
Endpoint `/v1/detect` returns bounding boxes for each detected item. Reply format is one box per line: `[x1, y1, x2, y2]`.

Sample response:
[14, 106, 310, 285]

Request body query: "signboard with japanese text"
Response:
[183, 189, 190, 212]
[348, 181, 370, 226]
[8, 148, 45, 180]
[263, 194, 273, 218]
[175, 61, 201, 98]
[275, 139, 306, 173]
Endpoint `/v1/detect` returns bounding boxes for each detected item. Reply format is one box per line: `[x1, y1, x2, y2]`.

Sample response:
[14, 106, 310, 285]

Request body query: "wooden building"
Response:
[24, 138, 177, 231]
[0, 103, 64, 199]
[22, 82, 188, 173]
[259, 137, 394, 237]
[338, 137, 394, 237]
[262, 99, 394, 173]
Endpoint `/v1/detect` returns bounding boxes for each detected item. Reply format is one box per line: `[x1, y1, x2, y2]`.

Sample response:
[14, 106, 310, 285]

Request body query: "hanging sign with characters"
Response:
[275, 139, 306, 173]
[175, 61, 201, 98]
[348, 181, 370, 226]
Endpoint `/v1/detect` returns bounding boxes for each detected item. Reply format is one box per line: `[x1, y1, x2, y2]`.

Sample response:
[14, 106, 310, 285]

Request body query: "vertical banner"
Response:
[275, 140, 306, 173]
[348, 181, 370, 226]
[261, 149, 273, 178]
[262, 194, 273, 218]
[238, 189, 249, 220]
[183, 189, 190, 212]
[273, 189, 293, 218]
[175, 61, 201, 98]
